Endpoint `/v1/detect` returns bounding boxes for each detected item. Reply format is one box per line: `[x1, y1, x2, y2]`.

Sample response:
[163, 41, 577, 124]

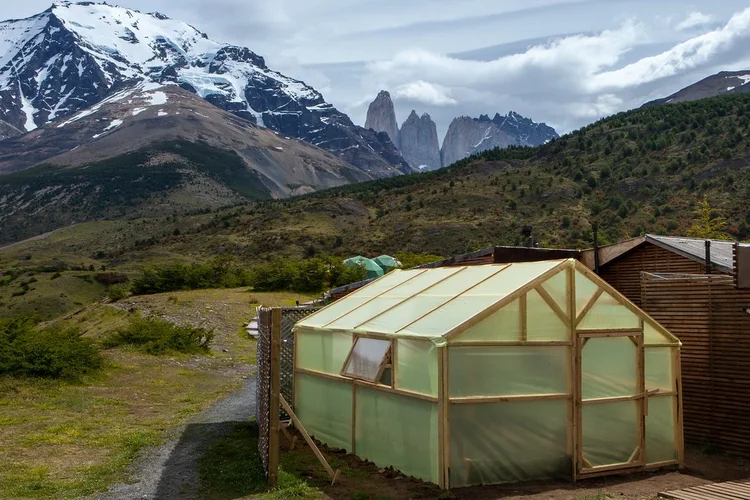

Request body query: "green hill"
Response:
[2, 93, 750, 317]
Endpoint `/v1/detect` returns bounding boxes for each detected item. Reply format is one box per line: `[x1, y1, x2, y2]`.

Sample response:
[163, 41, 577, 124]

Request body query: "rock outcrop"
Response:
[493, 111, 559, 147]
[365, 90, 400, 146]
[398, 110, 441, 171]
[440, 116, 517, 168]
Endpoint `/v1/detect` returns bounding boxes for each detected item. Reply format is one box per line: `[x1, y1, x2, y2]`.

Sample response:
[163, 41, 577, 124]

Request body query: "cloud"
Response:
[677, 12, 715, 31]
[359, 7, 750, 135]
[392, 81, 457, 106]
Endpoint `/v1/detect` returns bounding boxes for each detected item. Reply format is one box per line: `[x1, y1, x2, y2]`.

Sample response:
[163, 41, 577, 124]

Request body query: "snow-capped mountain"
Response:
[0, 1, 410, 173]
[644, 70, 750, 107]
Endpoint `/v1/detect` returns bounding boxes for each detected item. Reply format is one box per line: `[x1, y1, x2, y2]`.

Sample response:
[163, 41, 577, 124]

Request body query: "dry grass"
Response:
[0, 289, 312, 499]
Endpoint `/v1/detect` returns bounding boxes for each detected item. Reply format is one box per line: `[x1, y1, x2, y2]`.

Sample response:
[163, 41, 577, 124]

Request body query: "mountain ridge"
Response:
[0, 2, 411, 174]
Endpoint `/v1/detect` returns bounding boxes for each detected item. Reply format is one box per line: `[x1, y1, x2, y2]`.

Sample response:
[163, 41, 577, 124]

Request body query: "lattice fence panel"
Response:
[256, 305, 320, 480]
[255, 306, 272, 476]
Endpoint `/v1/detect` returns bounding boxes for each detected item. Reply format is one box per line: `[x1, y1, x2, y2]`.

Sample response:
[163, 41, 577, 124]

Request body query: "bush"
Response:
[395, 252, 444, 269]
[104, 315, 213, 355]
[0, 316, 103, 379]
[249, 256, 367, 293]
[94, 272, 129, 286]
[108, 284, 129, 302]
[130, 257, 251, 295]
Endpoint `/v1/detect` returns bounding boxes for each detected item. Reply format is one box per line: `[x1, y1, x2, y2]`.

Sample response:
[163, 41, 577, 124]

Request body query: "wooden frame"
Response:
[268, 308, 282, 486]
[340, 335, 394, 386]
[289, 259, 683, 490]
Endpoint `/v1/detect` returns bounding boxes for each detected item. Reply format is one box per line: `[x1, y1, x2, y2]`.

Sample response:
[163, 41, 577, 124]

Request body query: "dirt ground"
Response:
[280, 433, 750, 500]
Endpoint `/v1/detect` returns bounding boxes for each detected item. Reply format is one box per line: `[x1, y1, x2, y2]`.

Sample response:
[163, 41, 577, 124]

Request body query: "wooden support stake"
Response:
[268, 308, 282, 486]
[280, 423, 298, 450]
[520, 293, 528, 342]
[280, 394, 341, 484]
[567, 263, 577, 483]
[437, 346, 446, 489]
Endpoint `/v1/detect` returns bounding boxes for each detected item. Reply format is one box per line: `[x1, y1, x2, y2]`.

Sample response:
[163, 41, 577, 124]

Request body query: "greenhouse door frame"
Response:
[574, 325, 647, 478]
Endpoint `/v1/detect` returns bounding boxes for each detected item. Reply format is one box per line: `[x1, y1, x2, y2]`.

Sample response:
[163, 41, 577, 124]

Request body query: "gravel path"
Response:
[93, 376, 257, 500]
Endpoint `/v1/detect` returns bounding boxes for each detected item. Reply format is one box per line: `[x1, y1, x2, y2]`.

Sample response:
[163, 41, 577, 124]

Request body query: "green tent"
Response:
[343, 256, 384, 279]
[373, 255, 401, 272]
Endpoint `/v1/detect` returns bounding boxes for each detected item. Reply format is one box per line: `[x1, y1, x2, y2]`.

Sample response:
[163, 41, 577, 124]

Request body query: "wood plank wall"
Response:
[642, 275, 750, 457]
[600, 243, 706, 306]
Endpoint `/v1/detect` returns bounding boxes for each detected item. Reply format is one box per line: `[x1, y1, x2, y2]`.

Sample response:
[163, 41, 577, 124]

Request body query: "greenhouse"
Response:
[292, 259, 683, 489]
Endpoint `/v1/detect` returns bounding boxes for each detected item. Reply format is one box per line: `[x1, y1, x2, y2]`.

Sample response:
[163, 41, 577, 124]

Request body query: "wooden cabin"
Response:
[579, 235, 736, 307]
[583, 236, 750, 457]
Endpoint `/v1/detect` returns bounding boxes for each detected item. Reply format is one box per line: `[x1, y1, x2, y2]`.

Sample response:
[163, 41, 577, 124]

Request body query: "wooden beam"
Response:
[637, 319, 646, 464]
[567, 262, 577, 483]
[351, 381, 356, 455]
[449, 341, 572, 347]
[450, 393, 570, 404]
[445, 260, 571, 341]
[437, 346, 446, 489]
[674, 347, 685, 468]
[268, 308, 282, 486]
[577, 329, 642, 338]
[442, 346, 450, 489]
[295, 367, 439, 402]
[520, 293, 528, 342]
[280, 394, 341, 484]
[575, 288, 603, 327]
[280, 423, 298, 450]
[536, 284, 569, 325]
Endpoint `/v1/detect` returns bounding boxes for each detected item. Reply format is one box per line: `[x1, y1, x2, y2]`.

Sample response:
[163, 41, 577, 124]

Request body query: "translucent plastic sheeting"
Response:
[295, 270, 424, 328]
[582, 401, 638, 467]
[575, 270, 599, 317]
[646, 396, 677, 464]
[355, 386, 439, 484]
[355, 266, 503, 335]
[395, 339, 438, 396]
[644, 321, 679, 345]
[449, 346, 568, 397]
[450, 400, 570, 487]
[401, 261, 561, 339]
[452, 299, 521, 343]
[296, 329, 351, 375]
[582, 337, 636, 400]
[541, 270, 568, 314]
[295, 372, 352, 451]
[645, 347, 674, 392]
[578, 290, 640, 330]
[325, 268, 462, 331]
[527, 289, 569, 341]
[342, 337, 391, 382]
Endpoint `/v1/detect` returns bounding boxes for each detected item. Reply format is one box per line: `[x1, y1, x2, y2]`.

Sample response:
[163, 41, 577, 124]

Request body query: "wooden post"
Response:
[437, 346, 446, 489]
[442, 347, 450, 489]
[520, 293, 528, 342]
[268, 308, 282, 486]
[705, 240, 712, 275]
[567, 262, 577, 482]
[636, 320, 646, 465]
[673, 347, 685, 468]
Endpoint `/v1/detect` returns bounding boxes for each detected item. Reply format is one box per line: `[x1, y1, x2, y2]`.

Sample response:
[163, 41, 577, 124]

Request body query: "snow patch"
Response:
[727, 86, 736, 91]
[157, 110, 168, 116]
[274, 146, 283, 151]
[147, 90, 167, 105]
[104, 119, 123, 131]
[19, 83, 37, 132]
[132, 108, 147, 116]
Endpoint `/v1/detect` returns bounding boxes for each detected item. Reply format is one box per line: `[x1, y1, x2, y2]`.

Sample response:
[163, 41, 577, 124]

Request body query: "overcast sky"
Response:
[7, 1, 750, 138]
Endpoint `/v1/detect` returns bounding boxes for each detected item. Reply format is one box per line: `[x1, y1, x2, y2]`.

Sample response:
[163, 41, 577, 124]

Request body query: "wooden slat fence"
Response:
[642, 273, 750, 457]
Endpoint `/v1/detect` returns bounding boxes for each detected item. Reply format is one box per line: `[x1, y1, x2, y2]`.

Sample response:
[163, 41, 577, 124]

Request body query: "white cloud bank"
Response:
[677, 12, 715, 31]
[359, 7, 750, 135]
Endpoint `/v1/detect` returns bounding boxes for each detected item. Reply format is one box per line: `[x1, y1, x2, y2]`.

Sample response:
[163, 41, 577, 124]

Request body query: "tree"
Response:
[687, 196, 731, 240]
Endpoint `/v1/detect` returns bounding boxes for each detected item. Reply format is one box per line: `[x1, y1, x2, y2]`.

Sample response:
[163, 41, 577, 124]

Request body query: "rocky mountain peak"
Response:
[441, 115, 517, 168]
[0, 2, 412, 176]
[399, 110, 441, 171]
[365, 90, 399, 146]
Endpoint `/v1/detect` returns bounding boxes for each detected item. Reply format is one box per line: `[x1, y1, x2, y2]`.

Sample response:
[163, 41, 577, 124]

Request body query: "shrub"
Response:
[249, 256, 367, 293]
[108, 284, 129, 302]
[94, 272, 129, 286]
[104, 315, 213, 355]
[130, 257, 251, 295]
[0, 316, 103, 379]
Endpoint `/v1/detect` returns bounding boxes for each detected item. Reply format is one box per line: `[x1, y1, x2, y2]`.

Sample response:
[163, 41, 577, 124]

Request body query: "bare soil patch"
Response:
[281, 432, 750, 500]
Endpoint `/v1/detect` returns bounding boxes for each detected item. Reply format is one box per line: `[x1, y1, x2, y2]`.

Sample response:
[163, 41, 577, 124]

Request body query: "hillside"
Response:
[644, 70, 750, 106]
[2, 92, 750, 317]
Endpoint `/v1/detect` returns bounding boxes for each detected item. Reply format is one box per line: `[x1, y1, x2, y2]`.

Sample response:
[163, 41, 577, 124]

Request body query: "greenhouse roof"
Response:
[295, 259, 566, 342]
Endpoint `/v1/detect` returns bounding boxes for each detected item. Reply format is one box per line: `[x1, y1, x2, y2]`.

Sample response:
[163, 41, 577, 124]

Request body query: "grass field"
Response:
[0, 288, 312, 499]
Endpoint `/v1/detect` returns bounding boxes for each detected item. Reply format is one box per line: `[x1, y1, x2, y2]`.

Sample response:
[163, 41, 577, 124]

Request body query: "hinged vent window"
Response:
[341, 337, 392, 384]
